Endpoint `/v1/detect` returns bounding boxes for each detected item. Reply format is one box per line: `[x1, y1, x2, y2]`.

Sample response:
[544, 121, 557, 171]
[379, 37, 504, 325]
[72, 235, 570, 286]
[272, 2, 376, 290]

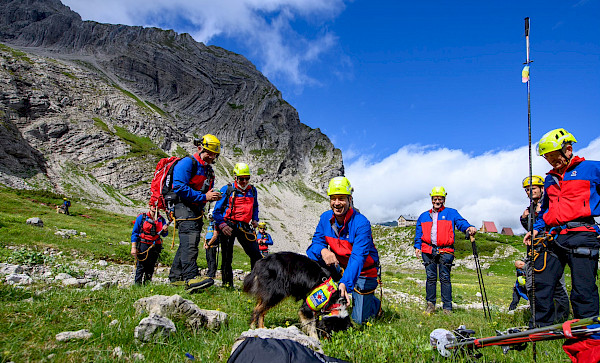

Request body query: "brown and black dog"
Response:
[243, 252, 352, 339]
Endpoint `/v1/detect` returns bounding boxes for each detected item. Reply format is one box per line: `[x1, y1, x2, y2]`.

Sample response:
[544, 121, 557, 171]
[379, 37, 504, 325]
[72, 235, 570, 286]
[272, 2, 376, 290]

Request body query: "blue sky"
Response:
[63, 0, 600, 228]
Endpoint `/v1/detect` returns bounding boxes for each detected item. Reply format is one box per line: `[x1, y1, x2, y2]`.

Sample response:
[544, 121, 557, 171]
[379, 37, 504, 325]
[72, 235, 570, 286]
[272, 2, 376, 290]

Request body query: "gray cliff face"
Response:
[0, 0, 343, 251]
[0, 0, 344, 191]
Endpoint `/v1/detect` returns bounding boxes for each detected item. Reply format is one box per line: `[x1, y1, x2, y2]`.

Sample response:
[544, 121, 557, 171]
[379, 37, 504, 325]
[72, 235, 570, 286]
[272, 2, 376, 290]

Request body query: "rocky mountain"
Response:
[0, 0, 343, 251]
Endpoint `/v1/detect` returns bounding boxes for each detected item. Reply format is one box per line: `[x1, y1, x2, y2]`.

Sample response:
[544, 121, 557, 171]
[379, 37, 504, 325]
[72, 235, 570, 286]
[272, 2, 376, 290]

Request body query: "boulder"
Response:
[5, 273, 32, 285]
[135, 294, 228, 330]
[231, 326, 323, 355]
[134, 314, 176, 342]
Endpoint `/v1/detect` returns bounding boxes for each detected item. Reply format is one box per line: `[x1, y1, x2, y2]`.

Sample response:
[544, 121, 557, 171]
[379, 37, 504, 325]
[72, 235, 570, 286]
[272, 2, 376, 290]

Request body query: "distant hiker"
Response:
[212, 163, 263, 287]
[256, 222, 273, 257]
[168, 134, 222, 292]
[524, 128, 600, 327]
[59, 197, 71, 215]
[414, 186, 476, 315]
[520, 175, 569, 322]
[131, 204, 168, 285]
[306, 176, 381, 325]
[508, 260, 528, 311]
[204, 213, 219, 279]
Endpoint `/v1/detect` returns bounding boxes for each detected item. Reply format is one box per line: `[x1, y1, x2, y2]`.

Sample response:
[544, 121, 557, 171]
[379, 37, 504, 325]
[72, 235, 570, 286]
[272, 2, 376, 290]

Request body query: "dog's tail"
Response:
[242, 270, 256, 294]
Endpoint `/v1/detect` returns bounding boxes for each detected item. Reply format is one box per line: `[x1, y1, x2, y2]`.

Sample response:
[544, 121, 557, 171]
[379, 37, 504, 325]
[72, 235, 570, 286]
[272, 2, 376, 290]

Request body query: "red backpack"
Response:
[149, 156, 198, 210]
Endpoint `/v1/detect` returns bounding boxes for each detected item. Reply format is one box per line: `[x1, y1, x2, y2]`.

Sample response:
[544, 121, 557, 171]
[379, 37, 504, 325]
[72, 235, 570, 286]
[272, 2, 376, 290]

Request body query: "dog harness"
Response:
[306, 277, 338, 311]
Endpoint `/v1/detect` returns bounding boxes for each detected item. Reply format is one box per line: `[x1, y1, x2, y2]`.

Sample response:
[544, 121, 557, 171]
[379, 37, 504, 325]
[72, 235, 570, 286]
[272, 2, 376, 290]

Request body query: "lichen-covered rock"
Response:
[135, 294, 228, 330]
[134, 314, 176, 342]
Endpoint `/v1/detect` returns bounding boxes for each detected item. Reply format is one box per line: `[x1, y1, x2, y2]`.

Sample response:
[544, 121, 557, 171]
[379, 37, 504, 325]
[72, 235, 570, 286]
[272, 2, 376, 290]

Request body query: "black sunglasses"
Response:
[237, 176, 250, 181]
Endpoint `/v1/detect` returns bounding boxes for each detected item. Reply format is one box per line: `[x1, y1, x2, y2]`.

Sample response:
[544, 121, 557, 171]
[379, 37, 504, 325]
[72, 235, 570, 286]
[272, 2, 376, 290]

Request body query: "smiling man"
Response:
[414, 186, 476, 315]
[213, 162, 263, 287]
[524, 128, 600, 327]
[307, 176, 381, 325]
[168, 134, 223, 292]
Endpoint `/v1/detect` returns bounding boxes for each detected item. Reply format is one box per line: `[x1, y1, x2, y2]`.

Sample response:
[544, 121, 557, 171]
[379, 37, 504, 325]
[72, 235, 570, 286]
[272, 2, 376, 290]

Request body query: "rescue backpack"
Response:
[149, 156, 198, 210]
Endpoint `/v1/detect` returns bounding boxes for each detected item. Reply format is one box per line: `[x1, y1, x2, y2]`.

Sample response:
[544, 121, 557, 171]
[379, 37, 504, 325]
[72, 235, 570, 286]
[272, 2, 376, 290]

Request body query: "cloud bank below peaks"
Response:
[346, 137, 600, 234]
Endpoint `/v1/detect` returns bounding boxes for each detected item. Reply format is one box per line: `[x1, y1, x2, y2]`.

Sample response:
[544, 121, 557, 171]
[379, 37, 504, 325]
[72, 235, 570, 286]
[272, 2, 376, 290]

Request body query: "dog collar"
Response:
[306, 277, 338, 311]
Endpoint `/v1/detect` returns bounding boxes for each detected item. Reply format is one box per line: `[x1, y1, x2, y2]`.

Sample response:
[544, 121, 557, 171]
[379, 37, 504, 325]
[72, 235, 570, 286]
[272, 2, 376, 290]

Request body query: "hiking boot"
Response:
[186, 277, 214, 293]
[170, 280, 186, 286]
[424, 302, 435, 315]
[443, 309, 452, 315]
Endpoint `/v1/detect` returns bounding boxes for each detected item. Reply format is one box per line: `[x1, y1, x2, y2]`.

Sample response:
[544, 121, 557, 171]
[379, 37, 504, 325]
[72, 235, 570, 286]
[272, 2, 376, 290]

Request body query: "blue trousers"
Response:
[351, 276, 381, 324]
[422, 252, 454, 310]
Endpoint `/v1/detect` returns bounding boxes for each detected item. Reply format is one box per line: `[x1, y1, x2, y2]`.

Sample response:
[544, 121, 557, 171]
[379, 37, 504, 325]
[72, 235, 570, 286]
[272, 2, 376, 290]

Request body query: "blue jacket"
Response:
[307, 208, 379, 292]
[172, 154, 214, 206]
[257, 232, 273, 245]
[212, 182, 259, 226]
[414, 206, 472, 253]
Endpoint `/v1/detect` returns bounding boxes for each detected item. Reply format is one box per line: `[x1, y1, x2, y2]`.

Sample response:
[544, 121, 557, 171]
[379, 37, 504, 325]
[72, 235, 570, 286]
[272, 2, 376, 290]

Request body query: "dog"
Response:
[243, 252, 352, 339]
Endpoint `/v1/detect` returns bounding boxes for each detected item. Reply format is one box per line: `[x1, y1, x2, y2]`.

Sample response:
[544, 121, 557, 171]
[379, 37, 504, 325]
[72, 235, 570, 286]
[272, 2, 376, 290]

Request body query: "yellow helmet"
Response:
[430, 186, 447, 197]
[327, 176, 352, 196]
[233, 163, 251, 177]
[258, 222, 267, 229]
[522, 175, 544, 188]
[537, 128, 577, 156]
[195, 134, 221, 154]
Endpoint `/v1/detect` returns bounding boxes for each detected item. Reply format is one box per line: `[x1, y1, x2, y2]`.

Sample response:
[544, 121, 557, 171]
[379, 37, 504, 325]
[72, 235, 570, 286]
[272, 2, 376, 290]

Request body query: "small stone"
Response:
[112, 346, 124, 358]
[98, 260, 108, 266]
[55, 273, 73, 280]
[80, 232, 87, 237]
[109, 319, 119, 327]
[26, 217, 44, 227]
[55, 329, 93, 342]
[133, 353, 145, 361]
[476, 292, 482, 297]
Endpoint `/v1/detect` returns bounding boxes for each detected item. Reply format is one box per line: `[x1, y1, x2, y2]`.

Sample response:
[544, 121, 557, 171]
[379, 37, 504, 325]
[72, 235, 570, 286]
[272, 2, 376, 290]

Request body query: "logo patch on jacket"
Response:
[571, 171, 577, 177]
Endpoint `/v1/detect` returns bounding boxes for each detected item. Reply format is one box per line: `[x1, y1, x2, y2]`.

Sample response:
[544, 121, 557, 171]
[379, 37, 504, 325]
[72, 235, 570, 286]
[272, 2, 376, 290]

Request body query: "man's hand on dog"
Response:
[320, 248, 339, 265]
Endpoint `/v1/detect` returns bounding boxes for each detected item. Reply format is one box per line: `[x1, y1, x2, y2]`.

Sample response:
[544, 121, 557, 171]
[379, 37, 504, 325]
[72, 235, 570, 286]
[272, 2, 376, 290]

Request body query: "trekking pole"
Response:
[523, 16, 537, 361]
[467, 232, 492, 322]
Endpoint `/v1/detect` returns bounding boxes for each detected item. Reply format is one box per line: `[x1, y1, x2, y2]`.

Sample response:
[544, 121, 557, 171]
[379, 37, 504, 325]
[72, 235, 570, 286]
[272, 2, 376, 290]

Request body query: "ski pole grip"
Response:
[465, 231, 475, 243]
[524, 17, 530, 36]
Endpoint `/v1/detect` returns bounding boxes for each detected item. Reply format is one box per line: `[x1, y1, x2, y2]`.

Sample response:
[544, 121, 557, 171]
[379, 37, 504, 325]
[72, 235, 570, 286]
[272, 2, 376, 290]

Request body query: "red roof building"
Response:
[501, 227, 514, 236]
[480, 221, 498, 233]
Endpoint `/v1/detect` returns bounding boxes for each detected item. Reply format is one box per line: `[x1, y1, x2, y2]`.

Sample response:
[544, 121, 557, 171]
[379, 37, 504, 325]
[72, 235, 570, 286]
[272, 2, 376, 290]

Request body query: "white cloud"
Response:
[346, 137, 600, 234]
[62, 0, 344, 86]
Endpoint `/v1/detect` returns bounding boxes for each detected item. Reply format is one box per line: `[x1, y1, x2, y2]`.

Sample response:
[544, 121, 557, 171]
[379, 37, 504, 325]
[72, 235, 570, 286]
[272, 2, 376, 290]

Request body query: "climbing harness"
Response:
[528, 234, 554, 273]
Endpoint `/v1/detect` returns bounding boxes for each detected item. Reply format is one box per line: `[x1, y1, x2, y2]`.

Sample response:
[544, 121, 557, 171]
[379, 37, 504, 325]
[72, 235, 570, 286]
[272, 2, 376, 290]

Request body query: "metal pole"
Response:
[524, 16, 537, 362]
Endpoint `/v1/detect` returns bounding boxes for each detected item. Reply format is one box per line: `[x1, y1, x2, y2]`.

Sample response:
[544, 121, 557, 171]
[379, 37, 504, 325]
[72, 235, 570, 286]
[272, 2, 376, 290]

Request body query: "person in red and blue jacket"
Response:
[131, 204, 169, 285]
[414, 186, 476, 315]
[212, 162, 263, 287]
[307, 176, 381, 325]
[256, 222, 273, 257]
[524, 128, 600, 327]
[168, 134, 222, 292]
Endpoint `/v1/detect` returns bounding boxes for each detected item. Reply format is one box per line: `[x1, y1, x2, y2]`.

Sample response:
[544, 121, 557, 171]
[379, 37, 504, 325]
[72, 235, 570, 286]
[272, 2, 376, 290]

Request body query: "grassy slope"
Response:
[0, 188, 571, 362]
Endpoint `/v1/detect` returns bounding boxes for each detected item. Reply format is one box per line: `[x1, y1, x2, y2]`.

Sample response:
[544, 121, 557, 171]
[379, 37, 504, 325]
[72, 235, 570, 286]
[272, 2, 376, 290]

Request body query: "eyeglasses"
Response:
[237, 176, 250, 181]
[432, 197, 445, 202]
